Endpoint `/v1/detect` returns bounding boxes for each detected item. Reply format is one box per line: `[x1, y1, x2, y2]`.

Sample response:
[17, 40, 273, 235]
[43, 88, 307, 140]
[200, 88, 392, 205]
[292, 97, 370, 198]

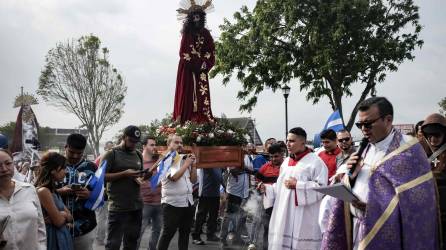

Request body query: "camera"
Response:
[25, 137, 41, 150]
[182, 154, 194, 160]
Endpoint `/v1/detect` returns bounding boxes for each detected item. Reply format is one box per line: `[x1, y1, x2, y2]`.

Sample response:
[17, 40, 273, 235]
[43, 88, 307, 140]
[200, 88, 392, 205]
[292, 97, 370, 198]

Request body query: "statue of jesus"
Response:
[173, 0, 215, 124]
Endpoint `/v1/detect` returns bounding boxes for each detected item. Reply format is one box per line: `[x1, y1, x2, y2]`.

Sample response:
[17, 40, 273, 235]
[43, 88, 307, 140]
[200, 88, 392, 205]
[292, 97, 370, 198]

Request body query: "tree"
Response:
[0, 121, 52, 151]
[211, 0, 423, 130]
[0, 122, 16, 146]
[440, 97, 446, 115]
[38, 35, 127, 156]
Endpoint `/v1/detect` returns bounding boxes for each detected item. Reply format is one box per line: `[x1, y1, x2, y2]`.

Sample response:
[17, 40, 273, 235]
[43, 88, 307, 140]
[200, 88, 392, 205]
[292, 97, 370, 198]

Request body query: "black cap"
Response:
[123, 125, 141, 140]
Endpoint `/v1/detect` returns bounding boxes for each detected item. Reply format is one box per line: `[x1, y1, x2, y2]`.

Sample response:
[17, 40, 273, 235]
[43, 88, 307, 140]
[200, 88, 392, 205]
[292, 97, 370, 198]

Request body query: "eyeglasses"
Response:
[355, 115, 384, 129]
[338, 137, 351, 143]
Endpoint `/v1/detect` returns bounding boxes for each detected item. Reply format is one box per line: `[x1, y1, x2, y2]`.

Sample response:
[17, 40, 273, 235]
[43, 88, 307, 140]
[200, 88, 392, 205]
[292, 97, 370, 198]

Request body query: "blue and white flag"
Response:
[84, 160, 107, 210]
[150, 151, 177, 189]
[323, 110, 345, 132]
[314, 110, 345, 148]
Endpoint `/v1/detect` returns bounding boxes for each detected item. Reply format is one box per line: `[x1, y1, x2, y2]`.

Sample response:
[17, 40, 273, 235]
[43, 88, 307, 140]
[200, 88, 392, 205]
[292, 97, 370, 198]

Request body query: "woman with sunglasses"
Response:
[35, 152, 73, 250]
[421, 113, 446, 169]
[421, 113, 446, 249]
[0, 149, 46, 249]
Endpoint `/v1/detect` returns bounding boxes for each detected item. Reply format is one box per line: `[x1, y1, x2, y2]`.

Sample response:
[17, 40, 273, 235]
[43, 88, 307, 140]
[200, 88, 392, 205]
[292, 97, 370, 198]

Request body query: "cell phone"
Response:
[139, 169, 149, 174]
[70, 184, 82, 190]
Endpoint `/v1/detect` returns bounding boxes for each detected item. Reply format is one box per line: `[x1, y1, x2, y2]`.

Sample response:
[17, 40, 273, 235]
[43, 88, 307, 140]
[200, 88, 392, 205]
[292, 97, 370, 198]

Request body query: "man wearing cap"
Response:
[101, 125, 146, 250]
[421, 113, 446, 249]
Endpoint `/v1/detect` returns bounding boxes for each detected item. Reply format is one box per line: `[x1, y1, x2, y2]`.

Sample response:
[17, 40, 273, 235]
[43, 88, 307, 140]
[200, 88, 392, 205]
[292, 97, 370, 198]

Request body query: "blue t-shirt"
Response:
[252, 154, 268, 171]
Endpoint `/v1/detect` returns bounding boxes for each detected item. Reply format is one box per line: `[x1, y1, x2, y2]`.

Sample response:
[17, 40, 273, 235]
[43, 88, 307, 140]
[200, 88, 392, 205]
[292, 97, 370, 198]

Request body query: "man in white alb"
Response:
[261, 127, 328, 250]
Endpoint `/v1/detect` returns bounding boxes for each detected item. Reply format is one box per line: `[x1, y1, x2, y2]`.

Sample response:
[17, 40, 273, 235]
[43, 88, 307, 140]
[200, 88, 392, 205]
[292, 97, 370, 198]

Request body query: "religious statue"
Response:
[173, 0, 215, 124]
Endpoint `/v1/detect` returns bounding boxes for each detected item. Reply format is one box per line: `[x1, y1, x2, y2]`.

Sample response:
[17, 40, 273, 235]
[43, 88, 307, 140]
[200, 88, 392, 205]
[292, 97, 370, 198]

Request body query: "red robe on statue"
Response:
[173, 28, 215, 124]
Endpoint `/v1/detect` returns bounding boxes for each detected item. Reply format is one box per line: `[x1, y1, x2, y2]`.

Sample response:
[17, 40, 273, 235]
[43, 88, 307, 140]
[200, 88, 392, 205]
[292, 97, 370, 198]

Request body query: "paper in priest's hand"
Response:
[313, 183, 359, 202]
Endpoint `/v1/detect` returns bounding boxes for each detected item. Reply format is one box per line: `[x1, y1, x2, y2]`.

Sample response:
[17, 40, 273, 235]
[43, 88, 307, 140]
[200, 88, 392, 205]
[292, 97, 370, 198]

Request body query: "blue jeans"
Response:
[137, 204, 162, 250]
[105, 210, 142, 250]
[95, 201, 108, 244]
[220, 194, 244, 241]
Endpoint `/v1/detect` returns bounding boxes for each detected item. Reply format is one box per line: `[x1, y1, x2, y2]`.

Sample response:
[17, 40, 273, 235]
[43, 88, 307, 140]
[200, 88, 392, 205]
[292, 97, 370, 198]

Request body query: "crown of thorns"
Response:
[176, 0, 213, 17]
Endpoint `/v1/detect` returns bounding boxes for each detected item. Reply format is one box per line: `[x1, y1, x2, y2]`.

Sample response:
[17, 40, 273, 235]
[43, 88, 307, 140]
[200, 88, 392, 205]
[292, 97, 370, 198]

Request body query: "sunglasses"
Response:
[338, 137, 351, 143]
[355, 115, 384, 129]
[423, 132, 443, 138]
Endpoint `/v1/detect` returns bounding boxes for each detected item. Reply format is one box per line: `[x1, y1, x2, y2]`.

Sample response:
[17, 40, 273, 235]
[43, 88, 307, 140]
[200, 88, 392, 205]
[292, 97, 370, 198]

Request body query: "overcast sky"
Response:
[1, 0, 445, 146]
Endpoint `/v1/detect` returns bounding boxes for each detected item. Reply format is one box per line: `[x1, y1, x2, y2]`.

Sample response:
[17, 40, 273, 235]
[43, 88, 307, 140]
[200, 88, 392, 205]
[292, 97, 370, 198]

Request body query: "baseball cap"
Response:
[123, 125, 141, 141]
[0, 134, 8, 149]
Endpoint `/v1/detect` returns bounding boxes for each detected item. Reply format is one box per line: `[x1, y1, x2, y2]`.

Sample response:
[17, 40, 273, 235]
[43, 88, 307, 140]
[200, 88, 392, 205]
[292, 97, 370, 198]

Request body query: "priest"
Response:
[321, 97, 439, 250]
[173, 0, 215, 124]
[261, 127, 328, 250]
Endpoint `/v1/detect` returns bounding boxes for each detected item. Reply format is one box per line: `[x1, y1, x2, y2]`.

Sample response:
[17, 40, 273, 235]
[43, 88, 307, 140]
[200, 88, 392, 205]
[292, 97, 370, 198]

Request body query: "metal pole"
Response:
[285, 97, 288, 139]
[285, 97, 289, 156]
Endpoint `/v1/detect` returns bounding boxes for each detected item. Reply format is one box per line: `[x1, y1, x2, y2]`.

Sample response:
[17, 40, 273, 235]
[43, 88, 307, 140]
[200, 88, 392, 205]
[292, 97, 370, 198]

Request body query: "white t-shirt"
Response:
[161, 156, 194, 207]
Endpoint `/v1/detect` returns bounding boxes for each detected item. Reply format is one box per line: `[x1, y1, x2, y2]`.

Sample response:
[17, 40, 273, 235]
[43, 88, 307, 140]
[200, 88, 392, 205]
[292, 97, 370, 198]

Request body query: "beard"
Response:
[193, 22, 203, 30]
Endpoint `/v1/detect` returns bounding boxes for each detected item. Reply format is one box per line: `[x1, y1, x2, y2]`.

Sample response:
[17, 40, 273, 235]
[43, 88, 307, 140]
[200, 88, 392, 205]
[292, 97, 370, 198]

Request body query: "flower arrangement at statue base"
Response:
[146, 115, 248, 168]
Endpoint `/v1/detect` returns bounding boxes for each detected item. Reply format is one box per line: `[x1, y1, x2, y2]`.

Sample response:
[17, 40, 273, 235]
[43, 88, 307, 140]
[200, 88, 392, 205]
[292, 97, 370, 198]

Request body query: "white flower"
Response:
[227, 129, 234, 134]
[208, 133, 215, 138]
[196, 136, 202, 142]
[217, 130, 224, 134]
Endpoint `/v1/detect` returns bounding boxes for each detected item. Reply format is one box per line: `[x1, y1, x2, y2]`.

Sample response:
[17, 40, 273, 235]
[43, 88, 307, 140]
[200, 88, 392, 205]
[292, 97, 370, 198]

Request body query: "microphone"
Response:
[348, 137, 369, 178]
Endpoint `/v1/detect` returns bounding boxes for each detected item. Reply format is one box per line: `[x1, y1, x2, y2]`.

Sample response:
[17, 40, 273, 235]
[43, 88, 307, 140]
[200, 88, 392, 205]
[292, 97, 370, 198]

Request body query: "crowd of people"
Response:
[1, 96, 445, 250]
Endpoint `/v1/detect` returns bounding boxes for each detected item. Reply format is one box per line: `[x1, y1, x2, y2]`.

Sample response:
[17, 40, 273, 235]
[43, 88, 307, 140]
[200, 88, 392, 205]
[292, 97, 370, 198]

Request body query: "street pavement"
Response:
[93, 230, 258, 250]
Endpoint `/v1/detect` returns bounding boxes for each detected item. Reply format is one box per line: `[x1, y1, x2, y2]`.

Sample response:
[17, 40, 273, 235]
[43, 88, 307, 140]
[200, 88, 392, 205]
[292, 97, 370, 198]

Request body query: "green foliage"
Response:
[0, 121, 52, 151]
[439, 97, 446, 115]
[114, 114, 248, 147]
[0, 122, 16, 146]
[212, 0, 423, 130]
[37, 34, 127, 156]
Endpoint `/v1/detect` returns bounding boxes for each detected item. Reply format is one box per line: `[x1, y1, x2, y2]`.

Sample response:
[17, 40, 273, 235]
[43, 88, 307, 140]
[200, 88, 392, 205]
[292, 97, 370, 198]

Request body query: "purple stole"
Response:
[321, 131, 440, 250]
